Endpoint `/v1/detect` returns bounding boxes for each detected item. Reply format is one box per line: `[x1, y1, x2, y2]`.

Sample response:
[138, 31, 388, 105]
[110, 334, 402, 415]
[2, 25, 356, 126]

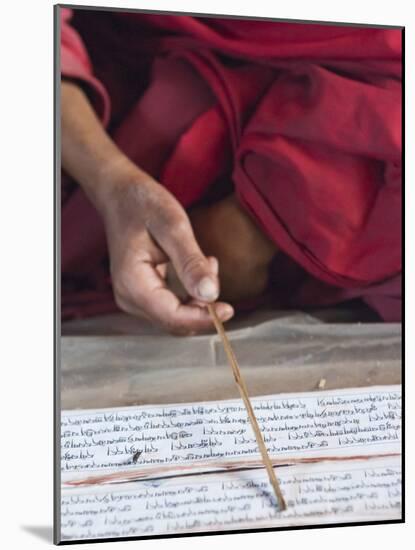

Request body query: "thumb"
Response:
[155, 219, 219, 302]
[174, 245, 219, 302]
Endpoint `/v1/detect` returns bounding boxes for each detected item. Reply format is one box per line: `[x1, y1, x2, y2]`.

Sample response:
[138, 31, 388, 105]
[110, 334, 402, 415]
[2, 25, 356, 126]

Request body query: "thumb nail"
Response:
[197, 276, 219, 301]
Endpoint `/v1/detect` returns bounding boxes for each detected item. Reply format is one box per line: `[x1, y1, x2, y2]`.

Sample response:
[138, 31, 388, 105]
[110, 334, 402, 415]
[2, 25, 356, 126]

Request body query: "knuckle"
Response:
[174, 216, 191, 238]
[181, 253, 205, 277]
[151, 206, 185, 236]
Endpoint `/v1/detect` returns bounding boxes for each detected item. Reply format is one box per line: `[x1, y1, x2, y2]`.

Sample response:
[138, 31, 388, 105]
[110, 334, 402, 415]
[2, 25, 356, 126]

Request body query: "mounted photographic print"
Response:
[55, 4, 403, 544]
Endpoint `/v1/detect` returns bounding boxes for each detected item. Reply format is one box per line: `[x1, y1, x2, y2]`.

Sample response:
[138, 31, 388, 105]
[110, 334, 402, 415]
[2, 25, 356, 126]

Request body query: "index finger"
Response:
[125, 263, 233, 334]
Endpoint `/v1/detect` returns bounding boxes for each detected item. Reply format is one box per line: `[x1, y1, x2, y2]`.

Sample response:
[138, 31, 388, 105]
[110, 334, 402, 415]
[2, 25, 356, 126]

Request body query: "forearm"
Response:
[61, 80, 146, 212]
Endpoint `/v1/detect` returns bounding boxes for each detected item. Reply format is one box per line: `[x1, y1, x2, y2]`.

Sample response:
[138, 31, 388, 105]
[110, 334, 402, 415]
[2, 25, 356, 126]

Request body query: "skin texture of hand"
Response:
[61, 80, 234, 334]
[100, 173, 234, 334]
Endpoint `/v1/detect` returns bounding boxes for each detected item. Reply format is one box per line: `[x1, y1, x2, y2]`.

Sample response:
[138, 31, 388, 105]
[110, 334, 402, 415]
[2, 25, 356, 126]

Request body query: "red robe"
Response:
[60, 8, 402, 321]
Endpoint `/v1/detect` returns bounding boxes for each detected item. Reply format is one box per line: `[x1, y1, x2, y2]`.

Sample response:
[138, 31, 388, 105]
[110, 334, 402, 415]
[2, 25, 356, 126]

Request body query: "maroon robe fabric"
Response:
[60, 8, 402, 321]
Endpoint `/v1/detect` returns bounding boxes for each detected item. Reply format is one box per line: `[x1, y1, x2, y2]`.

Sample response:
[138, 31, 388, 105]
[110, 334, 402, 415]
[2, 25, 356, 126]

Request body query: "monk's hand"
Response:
[98, 169, 234, 334]
[61, 80, 233, 334]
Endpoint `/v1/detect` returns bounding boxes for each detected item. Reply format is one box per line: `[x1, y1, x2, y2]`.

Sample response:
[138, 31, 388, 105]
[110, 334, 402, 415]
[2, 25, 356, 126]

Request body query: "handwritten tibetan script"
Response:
[61, 386, 401, 479]
[60, 456, 401, 540]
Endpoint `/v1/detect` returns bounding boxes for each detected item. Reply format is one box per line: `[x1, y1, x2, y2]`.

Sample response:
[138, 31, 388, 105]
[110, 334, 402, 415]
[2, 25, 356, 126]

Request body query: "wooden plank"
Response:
[60, 322, 401, 410]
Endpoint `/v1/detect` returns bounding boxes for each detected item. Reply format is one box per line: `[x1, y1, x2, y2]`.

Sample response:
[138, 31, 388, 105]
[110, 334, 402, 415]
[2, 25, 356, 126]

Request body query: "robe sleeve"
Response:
[60, 7, 111, 126]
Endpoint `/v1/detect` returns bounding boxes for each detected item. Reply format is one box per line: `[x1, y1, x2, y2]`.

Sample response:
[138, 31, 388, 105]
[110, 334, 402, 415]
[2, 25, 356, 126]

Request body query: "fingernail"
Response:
[197, 277, 219, 301]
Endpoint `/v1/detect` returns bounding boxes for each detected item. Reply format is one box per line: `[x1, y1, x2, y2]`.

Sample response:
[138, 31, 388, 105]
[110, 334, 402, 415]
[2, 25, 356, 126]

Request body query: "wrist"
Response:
[82, 153, 138, 210]
[91, 155, 155, 220]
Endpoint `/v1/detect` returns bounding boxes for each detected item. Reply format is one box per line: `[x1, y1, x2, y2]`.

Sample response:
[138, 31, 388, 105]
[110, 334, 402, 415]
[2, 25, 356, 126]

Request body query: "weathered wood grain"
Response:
[60, 315, 401, 410]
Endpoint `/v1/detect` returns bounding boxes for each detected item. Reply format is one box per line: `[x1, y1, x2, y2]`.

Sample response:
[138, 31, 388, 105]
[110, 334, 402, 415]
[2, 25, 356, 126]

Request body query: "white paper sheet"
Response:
[60, 455, 401, 540]
[61, 385, 401, 484]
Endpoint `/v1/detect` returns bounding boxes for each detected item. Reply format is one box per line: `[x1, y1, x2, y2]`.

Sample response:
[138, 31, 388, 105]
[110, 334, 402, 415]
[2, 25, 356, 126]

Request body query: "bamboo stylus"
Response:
[207, 303, 287, 511]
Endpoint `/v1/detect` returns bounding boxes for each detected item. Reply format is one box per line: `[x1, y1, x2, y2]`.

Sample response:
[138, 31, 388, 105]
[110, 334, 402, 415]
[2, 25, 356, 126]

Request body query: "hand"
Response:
[99, 169, 234, 334]
[61, 80, 234, 334]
